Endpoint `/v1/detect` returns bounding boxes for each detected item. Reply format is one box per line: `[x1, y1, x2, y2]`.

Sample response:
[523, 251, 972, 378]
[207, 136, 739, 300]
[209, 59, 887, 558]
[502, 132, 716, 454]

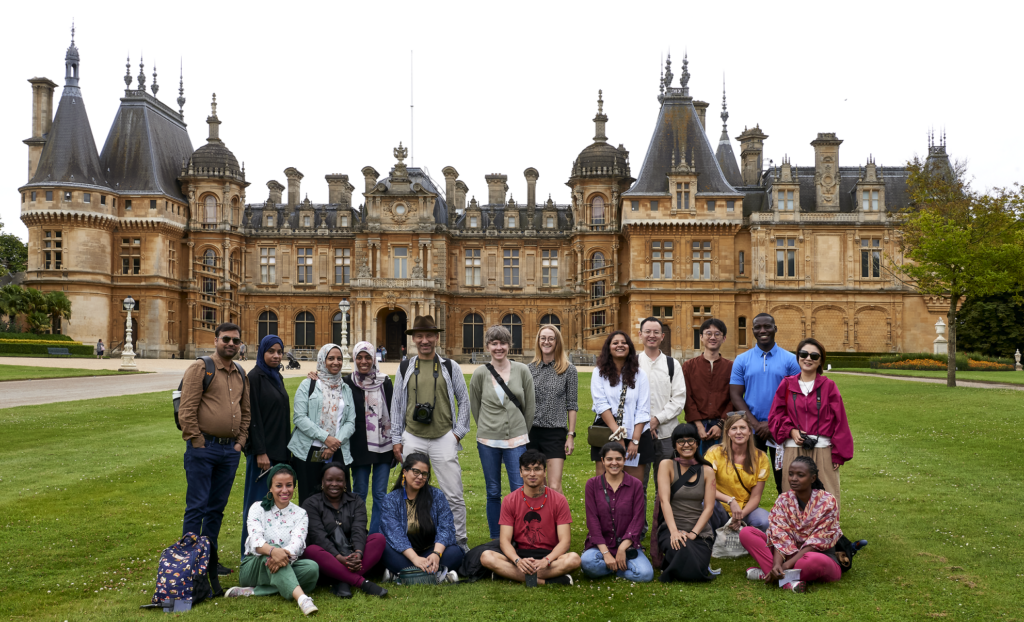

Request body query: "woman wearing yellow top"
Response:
[704, 413, 770, 532]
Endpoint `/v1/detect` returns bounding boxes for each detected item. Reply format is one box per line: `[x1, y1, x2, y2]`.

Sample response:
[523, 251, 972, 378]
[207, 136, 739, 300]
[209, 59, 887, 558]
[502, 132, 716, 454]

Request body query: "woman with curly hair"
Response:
[588, 331, 651, 480]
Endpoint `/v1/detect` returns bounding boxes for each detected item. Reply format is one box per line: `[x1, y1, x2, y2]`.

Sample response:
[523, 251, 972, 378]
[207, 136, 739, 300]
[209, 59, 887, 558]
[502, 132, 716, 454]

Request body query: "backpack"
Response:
[172, 356, 246, 430]
[666, 356, 675, 382]
[142, 533, 212, 612]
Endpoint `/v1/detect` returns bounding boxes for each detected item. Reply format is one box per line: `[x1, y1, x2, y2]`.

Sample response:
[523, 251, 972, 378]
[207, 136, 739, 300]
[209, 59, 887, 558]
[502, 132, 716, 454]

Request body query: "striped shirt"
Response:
[527, 361, 579, 429]
[390, 354, 471, 448]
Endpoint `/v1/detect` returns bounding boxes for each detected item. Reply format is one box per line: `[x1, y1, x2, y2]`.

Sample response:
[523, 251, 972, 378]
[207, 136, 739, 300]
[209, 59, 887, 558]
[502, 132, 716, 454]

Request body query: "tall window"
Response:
[738, 250, 745, 275]
[469, 216, 478, 228]
[778, 190, 795, 211]
[464, 249, 481, 286]
[121, 237, 141, 275]
[502, 313, 523, 352]
[861, 238, 881, 278]
[546, 216, 555, 228]
[738, 316, 747, 347]
[202, 277, 216, 297]
[260, 248, 276, 283]
[204, 195, 217, 222]
[332, 312, 350, 346]
[201, 306, 217, 328]
[168, 241, 177, 277]
[590, 280, 606, 300]
[335, 248, 351, 284]
[508, 215, 516, 228]
[540, 314, 560, 331]
[463, 313, 484, 353]
[393, 247, 408, 278]
[776, 238, 798, 277]
[542, 250, 558, 286]
[202, 249, 217, 272]
[652, 241, 673, 278]
[266, 214, 275, 227]
[43, 230, 62, 269]
[591, 310, 606, 329]
[692, 306, 712, 349]
[862, 190, 880, 211]
[590, 251, 605, 271]
[229, 252, 240, 279]
[168, 301, 176, 342]
[675, 183, 682, 210]
[591, 196, 605, 225]
[303, 215, 311, 228]
[503, 249, 520, 286]
[692, 241, 712, 279]
[258, 311, 278, 341]
[295, 311, 315, 347]
[296, 247, 313, 283]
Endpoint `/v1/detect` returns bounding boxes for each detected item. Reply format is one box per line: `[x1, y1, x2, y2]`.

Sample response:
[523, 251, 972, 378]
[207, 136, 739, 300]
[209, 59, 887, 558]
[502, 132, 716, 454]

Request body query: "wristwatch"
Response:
[567, 431, 576, 438]
[631, 438, 640, 445]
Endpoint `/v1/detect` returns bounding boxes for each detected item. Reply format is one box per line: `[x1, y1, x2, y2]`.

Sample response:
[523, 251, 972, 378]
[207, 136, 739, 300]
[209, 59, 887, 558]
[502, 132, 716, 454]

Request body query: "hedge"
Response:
[0, 339, 83, 346]
[0, 332, 75, 342]
[869, 351, 1016, 371]
[0, 343, 95, 356]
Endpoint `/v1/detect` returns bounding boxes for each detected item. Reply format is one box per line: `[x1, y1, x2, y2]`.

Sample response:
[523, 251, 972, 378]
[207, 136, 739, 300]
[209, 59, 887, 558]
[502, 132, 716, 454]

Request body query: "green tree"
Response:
[956, 293, 1024, 359]
[20, 288, 49, 334]
[0, 284, 26, 330]
[0, 233, 28, 277]
[43, 290, 72, 334]
[893, 159, 1024, 386]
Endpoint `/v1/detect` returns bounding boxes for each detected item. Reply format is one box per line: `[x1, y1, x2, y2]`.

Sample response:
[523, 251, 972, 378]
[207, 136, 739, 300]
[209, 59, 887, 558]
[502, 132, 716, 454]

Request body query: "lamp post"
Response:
[119, 296, 137, 371]
[339, 298, 351, 375]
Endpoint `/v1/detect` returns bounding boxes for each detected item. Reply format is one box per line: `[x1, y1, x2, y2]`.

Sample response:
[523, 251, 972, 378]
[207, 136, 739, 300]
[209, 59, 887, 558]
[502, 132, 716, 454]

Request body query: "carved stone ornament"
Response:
[411, 257, 424, 279]
[384, 291, 398, 310]
[357, 260, 371, 278]
[383, 201, 415, 224]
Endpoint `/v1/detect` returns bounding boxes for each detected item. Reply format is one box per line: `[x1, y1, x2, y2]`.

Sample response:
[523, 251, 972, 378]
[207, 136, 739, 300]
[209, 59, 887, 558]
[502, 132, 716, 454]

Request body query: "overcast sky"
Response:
[2, 0, 1019, 241]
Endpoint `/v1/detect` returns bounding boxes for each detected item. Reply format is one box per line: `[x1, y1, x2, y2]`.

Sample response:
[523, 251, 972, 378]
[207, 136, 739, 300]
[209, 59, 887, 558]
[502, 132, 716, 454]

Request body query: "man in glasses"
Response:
[177, 322, 251, 594]
[728, 313, 799, 494]
[682, 318, 734, 456]
[637, 317, 686, 490]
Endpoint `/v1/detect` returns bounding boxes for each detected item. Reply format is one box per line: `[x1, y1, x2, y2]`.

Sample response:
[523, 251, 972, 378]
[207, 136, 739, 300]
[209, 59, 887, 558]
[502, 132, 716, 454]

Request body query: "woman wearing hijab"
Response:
[344, 341, 395, 534]
[289, 343, 357, 503]
[241, 335, 292, 557]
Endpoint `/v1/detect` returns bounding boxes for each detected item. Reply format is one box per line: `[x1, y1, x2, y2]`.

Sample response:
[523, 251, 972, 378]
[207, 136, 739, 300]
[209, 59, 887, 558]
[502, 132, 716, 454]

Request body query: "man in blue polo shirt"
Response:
[729, 313, 799, 494]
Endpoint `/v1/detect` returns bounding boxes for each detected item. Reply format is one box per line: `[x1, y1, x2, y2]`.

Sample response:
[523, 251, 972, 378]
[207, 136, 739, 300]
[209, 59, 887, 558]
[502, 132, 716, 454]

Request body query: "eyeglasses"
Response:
[219, 336, 242, 345]
[798, 350, 822, 361]
[675, 438, 698, 446]
[539, 337, 557, 343]
[407, 467, 429, 479]
[702, 332, 723, 339]
[641, 330, 662, 337]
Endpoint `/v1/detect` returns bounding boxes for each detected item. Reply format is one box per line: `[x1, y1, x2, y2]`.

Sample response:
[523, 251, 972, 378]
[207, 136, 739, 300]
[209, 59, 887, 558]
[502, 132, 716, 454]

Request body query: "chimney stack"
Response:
[267, 180, 285, 204]
[524, 168, 539, 207]
[442, 166, 459, 207]
[693, 100, 709, 129]
[736, 125, 768, 186]
[485, 174, 508, 205]
[25, 77, 57, 181]
[284, 167, 303, 206]
[455, 180, 468, 211]
[361, 166, 380, 194]
[325, 174, 350, 204]
[810, 133, 842, 211]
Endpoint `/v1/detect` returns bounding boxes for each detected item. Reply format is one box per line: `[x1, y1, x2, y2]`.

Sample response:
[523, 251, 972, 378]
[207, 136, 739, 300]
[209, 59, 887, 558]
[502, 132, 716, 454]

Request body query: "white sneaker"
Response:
[746, 567, 766, 581]
[444, 569, 459, 584]
[297, 595, 318, 616]
[224, 586, 254, 597]
[382, 569, 394, 583]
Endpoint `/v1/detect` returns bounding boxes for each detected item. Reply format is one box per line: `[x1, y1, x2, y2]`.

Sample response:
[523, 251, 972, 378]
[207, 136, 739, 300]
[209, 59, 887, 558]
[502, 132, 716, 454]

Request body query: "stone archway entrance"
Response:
[379, 309, 407, 361]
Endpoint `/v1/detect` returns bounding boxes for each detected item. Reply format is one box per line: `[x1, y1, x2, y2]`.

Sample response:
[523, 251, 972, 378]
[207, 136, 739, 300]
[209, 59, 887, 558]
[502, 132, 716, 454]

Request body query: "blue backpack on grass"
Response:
[141, 533, 212, 612]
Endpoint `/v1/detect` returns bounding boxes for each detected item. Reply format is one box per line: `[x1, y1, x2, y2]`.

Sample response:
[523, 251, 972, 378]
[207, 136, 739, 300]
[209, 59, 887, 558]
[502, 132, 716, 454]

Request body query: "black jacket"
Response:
[245, 366, 291, 462]
[301, 491, 368, 555]
[343, 375, 394, 466]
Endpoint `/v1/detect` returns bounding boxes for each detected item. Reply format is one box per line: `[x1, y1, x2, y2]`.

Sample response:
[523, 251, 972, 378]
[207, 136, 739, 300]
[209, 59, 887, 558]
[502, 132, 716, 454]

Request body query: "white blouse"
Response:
[245, 501, 309, 561]
[590, 367, 651, 466]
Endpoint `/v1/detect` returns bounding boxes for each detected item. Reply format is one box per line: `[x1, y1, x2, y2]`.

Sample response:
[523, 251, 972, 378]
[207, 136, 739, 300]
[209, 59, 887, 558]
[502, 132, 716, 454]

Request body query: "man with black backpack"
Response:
[390, 315, 471, 553]
[637, 317, 686, 491]
[177, 322, 251, 596]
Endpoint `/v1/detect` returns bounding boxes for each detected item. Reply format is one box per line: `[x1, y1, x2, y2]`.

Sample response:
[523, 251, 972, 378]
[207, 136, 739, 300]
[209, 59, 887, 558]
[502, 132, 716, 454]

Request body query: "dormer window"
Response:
[303, 215, 311, 227]
[508, 216, 516, 228]
[340, 215, 349, 227]
[266, 214, 274, 227]
[469, 216, 478, 228]
[546, 216, 555, 228]
[778, 190, 795, 211]
[862, 190, 880, 211]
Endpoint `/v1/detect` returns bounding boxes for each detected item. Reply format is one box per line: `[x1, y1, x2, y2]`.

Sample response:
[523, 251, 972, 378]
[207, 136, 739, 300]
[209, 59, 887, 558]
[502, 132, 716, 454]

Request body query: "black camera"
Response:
[413, 402, 434, 424]
[800, 433, 819, 450]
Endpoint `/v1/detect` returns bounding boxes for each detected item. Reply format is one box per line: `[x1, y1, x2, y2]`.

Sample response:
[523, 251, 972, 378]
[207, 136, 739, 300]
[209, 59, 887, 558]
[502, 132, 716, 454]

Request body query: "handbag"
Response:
[329, 525, 354, 556]
[588, 384, 629, 448]
[485, 363, 526, 416]
[711, 518, 748, 559]
[395, 566, 439, 586]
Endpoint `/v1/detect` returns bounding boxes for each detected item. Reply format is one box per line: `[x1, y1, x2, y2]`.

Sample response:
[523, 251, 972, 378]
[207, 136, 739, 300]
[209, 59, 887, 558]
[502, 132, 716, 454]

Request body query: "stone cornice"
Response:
[21, 210, 118, 230]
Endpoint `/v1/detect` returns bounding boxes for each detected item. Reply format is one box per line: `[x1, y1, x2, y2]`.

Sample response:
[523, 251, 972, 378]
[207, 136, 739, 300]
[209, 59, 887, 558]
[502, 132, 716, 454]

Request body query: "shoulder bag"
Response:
[485, 363, 525, 416]
[588, 383, 629, 448]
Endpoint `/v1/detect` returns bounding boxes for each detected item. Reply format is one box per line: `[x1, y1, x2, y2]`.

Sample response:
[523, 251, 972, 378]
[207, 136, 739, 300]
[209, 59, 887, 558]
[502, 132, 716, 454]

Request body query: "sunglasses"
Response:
[219, 336, 242, 345]
[798, 350, 821, 361]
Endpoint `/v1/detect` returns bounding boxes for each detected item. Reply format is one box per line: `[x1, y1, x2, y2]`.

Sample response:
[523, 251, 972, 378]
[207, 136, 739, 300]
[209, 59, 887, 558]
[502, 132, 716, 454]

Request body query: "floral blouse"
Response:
[766, 489, 842, 557]
[245, 502, 309, 561]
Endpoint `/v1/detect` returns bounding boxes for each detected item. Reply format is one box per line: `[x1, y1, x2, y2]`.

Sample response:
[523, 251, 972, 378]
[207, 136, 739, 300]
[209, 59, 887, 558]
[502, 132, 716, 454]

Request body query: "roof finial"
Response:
[137, 54, 146, 91]
[211, 93, 217, 117]
[125, 53, 132, 88]
[71, 19, 75, 45]
[177, 59, 186, 115]
[151, 63, 159, 96]
[664, 53, 674, 89]
[597, 89, 604, 114]
[593, 89, 608, 143]
[680, 51, 690, 94]
[206, 93, 222, 143]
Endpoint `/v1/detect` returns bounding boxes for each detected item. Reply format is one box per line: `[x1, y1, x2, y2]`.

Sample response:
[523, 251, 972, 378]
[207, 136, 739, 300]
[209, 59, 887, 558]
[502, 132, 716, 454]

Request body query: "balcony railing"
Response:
[352, 277, 438, 290]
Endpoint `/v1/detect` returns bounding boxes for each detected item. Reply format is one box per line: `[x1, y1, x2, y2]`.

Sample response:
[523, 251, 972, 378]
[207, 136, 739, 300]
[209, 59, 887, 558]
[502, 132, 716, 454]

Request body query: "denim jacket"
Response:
[288, 378, 356, 465]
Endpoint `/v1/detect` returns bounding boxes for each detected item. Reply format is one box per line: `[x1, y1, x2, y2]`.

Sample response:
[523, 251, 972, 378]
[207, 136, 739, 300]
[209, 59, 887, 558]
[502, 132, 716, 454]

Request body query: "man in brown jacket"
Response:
[178, 322, 250, 594]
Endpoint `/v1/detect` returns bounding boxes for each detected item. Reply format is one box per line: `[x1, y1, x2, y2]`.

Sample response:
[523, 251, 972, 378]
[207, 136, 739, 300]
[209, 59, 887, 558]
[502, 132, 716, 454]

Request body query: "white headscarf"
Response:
[351, 341, 392, 453]
[315, 343, 345, 438]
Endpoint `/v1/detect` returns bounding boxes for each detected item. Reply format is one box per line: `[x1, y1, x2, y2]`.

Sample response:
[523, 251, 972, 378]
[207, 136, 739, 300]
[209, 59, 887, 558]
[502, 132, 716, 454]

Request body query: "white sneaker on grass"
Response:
[297, 595, 318, 616]
[443, 569, 459, 584]
[746, 567, 766, 580]
[382, 569, 394, 583]
[224, 586, 254, 597]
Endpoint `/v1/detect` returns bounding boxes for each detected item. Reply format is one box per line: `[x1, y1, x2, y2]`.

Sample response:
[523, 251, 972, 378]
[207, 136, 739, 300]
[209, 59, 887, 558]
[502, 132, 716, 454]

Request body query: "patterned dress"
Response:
[766, 489, 842, 556]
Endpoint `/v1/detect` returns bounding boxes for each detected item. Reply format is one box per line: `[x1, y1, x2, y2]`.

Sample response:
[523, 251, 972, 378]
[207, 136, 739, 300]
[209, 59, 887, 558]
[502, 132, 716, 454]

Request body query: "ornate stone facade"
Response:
[18, 42, 946, 361]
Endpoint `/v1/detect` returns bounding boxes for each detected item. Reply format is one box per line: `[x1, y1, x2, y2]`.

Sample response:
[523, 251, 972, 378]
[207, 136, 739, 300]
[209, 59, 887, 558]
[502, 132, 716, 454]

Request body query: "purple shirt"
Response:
[583, 473, 646, 554]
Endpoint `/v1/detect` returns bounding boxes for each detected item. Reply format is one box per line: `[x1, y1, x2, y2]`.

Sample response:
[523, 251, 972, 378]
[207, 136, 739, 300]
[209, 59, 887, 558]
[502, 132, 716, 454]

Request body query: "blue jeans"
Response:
[580, 548, 655, 583]
[382, 544, 465, 575]
[710, 501, 770, 533]
[477, 443, 528, 539]
[183, 439, 241, 555]
[350, 462, 392, 534]
[697, 419, 724, 457]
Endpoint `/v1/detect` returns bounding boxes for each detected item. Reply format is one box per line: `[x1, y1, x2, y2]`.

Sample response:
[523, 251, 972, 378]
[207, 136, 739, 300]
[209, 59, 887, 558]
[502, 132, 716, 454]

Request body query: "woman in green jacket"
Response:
[469, 325, 536, 539]
[289, 343, 356, 503]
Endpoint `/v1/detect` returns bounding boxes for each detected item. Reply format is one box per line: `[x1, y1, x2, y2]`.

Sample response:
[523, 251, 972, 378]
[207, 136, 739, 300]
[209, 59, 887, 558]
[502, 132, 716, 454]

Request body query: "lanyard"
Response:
[413, 356, 440, 406]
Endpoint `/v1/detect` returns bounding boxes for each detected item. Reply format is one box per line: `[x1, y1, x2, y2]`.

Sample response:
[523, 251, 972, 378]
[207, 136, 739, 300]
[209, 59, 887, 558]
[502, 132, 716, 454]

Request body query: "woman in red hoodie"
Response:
[768, 338, 853, 512]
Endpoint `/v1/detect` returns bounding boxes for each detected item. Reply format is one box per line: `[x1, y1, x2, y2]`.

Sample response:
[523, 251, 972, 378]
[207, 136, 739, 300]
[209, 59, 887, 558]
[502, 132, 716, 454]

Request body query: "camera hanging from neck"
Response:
[413, 356, 440, 424]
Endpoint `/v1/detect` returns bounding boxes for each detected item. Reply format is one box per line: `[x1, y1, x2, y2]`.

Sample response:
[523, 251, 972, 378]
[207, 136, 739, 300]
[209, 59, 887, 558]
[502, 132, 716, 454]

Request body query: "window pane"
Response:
[787, 250, 795, 276]
[777, 250, 785, 276]
[861, 251, 869, 278]
[664, 263, 672, 278]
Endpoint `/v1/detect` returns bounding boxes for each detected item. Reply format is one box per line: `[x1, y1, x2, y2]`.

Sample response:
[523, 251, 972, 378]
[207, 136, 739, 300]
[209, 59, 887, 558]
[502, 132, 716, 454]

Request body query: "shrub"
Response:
[0, 343, 94, 356]
[0, 332, 75, 342]
[878, 358, 948, 370]
[967, 360, 1014, 371]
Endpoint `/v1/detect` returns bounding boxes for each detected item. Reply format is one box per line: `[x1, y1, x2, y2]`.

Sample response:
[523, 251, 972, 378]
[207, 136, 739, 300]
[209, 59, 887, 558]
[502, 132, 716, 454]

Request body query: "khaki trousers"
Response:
[780, 446, 841, 514]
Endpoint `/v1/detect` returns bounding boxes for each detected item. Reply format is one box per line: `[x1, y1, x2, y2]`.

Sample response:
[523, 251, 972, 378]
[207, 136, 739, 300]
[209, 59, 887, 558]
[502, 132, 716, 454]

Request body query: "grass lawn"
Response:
[838, 368, 1024, 386]
[1, 374, 1021, 621]
[0, 364, 143, 382]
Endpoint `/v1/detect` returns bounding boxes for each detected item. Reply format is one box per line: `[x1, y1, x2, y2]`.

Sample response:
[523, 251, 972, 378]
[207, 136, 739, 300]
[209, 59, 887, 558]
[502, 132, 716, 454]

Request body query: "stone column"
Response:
[425, 245, 432, 279]
[375, 245, 381, 278]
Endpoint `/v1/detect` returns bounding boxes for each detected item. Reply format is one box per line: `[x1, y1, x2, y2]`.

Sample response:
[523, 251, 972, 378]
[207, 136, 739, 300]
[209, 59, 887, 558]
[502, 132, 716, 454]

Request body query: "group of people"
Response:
[175, 311, 855, 615]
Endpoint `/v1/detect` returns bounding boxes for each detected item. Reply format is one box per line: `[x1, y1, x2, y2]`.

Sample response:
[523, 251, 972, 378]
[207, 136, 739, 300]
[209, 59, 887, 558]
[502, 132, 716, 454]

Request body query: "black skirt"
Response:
[656, 522, 715, 582]
[527, 426, 568, 461]
[590, 428, 655, 464]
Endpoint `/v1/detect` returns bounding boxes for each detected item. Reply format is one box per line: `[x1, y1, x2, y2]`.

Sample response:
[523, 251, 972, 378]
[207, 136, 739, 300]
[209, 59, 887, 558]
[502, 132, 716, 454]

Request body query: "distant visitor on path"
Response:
[95, 338, 104, 358]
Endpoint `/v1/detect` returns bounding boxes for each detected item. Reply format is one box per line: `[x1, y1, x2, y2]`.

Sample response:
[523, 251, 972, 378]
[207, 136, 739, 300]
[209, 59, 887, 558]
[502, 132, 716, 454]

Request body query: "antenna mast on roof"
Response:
[410, 50, 414, 167]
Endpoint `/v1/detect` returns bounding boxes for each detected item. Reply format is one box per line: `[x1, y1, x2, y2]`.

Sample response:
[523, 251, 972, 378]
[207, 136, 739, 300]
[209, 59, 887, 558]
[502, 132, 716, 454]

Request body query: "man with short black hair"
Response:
[391, 315, 471, 551]
[729, 313, 799, 494]
[637, 316, 685, 489]
[682, 318, 734, 456]
[178, 322, 250, 594]
[480, 449, 580, 585]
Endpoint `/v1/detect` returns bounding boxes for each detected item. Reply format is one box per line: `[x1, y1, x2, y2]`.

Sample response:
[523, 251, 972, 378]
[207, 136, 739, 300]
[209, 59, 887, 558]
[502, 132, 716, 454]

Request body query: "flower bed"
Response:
[0, 338, 83, 346]
[878, 358, 947, 370]
[968, 360, 1015, 371]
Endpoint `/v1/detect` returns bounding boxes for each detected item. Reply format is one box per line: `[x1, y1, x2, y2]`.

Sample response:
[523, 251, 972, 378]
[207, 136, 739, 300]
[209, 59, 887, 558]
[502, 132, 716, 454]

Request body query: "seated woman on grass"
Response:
[704, 413, 771, 532]
[379, 453, 463, 583]
[227, 464, 319, 616]
[739, 456, 843, 593]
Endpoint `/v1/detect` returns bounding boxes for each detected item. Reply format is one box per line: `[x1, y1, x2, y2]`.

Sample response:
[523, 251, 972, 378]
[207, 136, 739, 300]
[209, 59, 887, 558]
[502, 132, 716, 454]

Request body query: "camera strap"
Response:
[413, 356, 440, 409]
[485, 363, 525, 416]
[791, 385, 823, 444]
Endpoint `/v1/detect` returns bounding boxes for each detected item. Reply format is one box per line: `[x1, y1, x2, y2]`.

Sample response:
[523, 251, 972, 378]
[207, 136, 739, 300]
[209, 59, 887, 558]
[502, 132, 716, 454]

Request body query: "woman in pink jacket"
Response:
[768, 338, 853, 512]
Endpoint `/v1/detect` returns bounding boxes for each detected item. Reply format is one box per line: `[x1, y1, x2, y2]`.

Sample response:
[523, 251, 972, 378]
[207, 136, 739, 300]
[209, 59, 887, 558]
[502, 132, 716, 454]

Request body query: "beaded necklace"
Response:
[521, 486, 548, 512]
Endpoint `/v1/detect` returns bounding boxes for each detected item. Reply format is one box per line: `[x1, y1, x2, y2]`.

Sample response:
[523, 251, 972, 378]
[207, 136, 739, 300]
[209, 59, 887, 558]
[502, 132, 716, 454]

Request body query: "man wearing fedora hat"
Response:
[390, 315, 471, 551]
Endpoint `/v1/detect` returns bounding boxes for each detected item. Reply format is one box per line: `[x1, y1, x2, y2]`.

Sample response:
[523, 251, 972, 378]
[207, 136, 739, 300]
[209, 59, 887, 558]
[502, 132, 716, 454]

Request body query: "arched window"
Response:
[591, 195, 605, 225]
[258, 311, 278, 341]
[295, 311, 315, 348]
[331, 312, 351, 346]
[204, 195, 217, 223]
[502, 313, 523, 352]
[462, 313, 484, 353]
[202, 249, 217, 272]
[590, 251, 605, 271]
[540, 314, 560, 331]
[231, 197, 240, 225]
